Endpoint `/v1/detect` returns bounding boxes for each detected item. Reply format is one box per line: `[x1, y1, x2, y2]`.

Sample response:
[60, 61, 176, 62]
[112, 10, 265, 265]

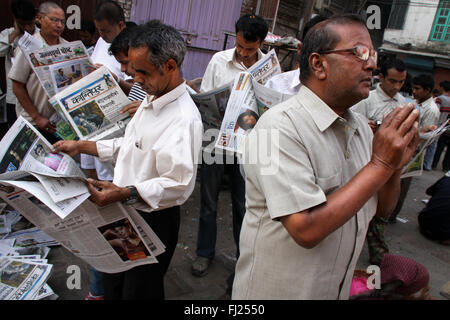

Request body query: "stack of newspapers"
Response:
[0, 201, 58, 300]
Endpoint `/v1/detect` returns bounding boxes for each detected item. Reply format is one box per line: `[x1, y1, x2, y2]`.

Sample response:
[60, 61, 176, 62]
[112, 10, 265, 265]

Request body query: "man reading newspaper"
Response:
[9, 2, 66, 143]
[53, 21, 203, 300]
[192, 14, 268, 299]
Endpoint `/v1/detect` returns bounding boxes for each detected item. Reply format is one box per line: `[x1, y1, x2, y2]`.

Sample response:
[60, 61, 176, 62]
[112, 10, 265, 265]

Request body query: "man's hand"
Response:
[371, 103, 420, 172]
[52, 140, 80, 157]
[121, 100, 141, 118]
[86, 179, 130, 207]
[34, 115, 56, 133]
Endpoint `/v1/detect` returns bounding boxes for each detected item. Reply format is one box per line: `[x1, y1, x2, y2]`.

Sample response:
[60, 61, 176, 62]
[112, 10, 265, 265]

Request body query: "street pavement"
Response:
[45, 166, 450, 300]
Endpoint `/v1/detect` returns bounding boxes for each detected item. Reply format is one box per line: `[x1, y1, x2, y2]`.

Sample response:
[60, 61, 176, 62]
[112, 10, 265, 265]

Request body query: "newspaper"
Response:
[401, 120, 450, 178]
[50, 66, 131, 141]
[0, 187, 165, 273]
[215, 72, 293, 153]
[0, 257, 52, 300]
[246, 49, 282, 85]
[0, 116, 90, 218]
[18, 33, 94, 98]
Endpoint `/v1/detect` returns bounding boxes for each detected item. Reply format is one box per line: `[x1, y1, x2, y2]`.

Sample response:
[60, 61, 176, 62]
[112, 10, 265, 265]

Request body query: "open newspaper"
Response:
[18, 32, 94, 98]
[215, 71, 293, 153]
[0, 118, 166, 273]
[50, 66, 131, 141]
[0, 188, 165, 273]
[246, 48, 282, 85]
[0, 116, 89, 219]
[401, 120, 450, 178]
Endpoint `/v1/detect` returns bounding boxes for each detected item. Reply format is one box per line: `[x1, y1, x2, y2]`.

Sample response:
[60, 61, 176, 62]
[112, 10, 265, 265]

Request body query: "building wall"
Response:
[383, 0, 449, 53]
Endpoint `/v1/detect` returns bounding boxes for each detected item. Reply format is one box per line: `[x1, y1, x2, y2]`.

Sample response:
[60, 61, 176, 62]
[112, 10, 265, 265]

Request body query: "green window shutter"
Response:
[430, 0, 450, 43]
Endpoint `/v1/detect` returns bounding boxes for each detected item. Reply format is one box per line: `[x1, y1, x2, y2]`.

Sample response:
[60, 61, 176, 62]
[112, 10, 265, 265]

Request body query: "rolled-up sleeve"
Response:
[135, 119, 203, 211]
[96, 137, 124, 162]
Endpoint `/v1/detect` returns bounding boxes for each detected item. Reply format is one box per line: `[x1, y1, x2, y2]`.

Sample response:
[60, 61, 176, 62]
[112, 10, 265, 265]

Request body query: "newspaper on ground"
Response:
[0, 257, 53, 300]
[401, 120, 450, 178]
[215, 71, 293, 153]
[0, 186, 165, 273]
[50, 66, 131, 141]
[18, 33, 94, 98]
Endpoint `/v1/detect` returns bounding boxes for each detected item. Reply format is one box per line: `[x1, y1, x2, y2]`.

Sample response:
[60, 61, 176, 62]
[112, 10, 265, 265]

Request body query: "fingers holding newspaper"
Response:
[52, 140, 98, 158]
[120, 100, 141, 118]
[86, 178, 130, 207]
[34, 115, 56, 133]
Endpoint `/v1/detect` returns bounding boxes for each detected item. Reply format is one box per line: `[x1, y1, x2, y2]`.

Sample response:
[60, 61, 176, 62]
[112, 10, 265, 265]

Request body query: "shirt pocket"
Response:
[316, 172, 342, 195]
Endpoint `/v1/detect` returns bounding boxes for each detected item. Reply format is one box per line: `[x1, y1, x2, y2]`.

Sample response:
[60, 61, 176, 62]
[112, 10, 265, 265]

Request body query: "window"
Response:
[430, 0, 450, 43]
[387, 0, 410, 29]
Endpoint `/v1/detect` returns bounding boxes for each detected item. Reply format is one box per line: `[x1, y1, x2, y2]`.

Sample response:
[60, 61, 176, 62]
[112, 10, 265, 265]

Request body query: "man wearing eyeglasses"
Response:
[9, 1, 66, 143]
[232, 14, 419, 300]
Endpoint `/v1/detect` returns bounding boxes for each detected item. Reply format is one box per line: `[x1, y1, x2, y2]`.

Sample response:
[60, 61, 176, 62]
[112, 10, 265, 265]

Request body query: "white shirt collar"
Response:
[375, 83, 401, 102]
[144, 81, 187, 115]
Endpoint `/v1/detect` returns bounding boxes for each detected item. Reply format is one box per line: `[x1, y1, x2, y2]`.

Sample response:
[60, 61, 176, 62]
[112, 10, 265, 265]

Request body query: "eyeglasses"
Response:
[45, 15, 66, 25]
[320, 45, 377, 64]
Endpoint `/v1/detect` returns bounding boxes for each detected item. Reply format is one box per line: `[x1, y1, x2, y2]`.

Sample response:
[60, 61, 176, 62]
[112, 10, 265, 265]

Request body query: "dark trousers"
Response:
[196, 160, 246, 259]
[0, 103, 17, 139]
[102, 206, 180, 300]
[389, 177, 413, 221]
[432, 133, 450, 171]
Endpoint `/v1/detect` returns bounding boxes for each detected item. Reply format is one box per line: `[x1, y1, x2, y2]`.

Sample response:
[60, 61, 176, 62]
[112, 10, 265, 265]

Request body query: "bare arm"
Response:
[13, 80, 56, 132]
[280, 105, 419, 249]
[53, 140, 98, 157]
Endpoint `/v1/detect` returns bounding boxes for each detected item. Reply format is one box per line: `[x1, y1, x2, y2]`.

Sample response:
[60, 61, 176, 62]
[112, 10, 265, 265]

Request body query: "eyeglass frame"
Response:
[44, 15, 66, 26]
[319, 45, 377, 64]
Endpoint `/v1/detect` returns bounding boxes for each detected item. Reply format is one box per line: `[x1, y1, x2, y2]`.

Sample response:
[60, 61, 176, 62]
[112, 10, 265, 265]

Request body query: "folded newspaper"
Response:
[18, 32, 94, 98]
[401, 119, 450, 178]
[50, 66, 131, 141]
[190, 49, 287, 153]
[215, 71, 293, 153]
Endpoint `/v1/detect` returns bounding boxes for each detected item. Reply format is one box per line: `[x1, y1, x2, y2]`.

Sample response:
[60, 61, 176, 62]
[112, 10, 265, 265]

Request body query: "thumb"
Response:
[87, 178, 105, 189]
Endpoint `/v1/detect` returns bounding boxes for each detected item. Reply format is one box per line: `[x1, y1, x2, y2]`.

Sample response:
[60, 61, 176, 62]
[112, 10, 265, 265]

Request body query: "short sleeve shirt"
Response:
[351, 83, 406, 122]
[8, 32, 67, 124]
[232, 85, 377, 300]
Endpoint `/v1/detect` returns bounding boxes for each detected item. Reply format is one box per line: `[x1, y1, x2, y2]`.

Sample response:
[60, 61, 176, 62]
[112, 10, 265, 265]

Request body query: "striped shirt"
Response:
[128, 82, 147, 102]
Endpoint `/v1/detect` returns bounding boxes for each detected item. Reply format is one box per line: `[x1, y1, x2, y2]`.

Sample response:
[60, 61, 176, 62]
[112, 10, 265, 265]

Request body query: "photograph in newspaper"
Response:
[19, 40, 93, 98]
[215, 72, 258, 153]
[0, 257, 52, 300]
[52, 66, 130, 141]
[49, 59, 94, 92]
[98, 218, 151, 262]
[49, 99, 78, 141]
[0, 117, 84, 177]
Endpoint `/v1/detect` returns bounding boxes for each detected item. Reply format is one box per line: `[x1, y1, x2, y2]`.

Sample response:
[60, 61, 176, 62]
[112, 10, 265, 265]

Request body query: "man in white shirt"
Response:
[0, 0, 37, 138]
[412, 73, 440, 170]
[193, 14, 268, 299]
[352, 58, 407, 132]
[53, 21, 203, 300]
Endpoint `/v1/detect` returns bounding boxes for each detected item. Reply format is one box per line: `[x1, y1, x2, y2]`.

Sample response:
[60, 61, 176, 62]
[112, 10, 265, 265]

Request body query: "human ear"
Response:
[309, 53, 327, 80]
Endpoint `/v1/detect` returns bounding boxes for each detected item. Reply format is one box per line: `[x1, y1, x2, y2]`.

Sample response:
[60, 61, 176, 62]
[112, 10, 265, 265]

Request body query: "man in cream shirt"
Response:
[54, 21, 203, 300]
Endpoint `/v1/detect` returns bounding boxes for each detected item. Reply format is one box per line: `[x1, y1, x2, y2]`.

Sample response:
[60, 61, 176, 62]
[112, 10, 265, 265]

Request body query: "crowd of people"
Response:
[0, 0, 449, 300]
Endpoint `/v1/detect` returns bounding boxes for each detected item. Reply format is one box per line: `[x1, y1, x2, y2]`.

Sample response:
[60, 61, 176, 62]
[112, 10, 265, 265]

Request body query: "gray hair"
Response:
[38, 1, 63, 14]
[130, 20, 186, 73]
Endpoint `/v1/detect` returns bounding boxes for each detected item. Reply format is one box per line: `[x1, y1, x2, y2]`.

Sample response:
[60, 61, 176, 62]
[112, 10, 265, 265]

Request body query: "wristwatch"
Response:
[123, 186, 139, 205]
